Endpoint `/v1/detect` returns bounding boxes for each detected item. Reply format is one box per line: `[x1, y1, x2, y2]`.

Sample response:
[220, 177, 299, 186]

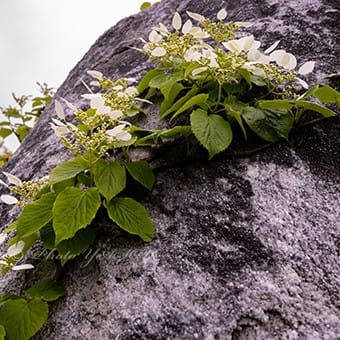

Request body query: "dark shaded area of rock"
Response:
[0, 0, 339, 339]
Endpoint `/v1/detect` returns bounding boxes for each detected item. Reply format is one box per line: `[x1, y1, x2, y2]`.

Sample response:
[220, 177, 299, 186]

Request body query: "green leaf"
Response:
[40, 224, 55, 250]
[25, 279, 66, 302]
[0, 128, 12, 139]
[0, 294, 20, 305]
[0, 324, 5, 339]
[224, 100, 247, 139]
[50, 157, 88, 185]
[190, 109, 233, 159]
[56, 227, 95, 266]
[105, 197, 154, 242]
[312, 84, 340, 103]
[296, 100, 336, 118]
[157, 125, 192, 140]
[137, 68, 163, 93]
[242, 106, 294, 142]
[171, 93, 209, 121]
[126, 160, 155, 190]
[93, 159, 126, 201]
[15, 125, 30, 142]
[0, 298, 48, 340]
[16, 192, 56, 238]
[160, 82, 184, 114]
[257, 100, 294, 111]
[140, 2, 151, 10]
[161, 86, 199, 119]
[53, 187, 101, 245]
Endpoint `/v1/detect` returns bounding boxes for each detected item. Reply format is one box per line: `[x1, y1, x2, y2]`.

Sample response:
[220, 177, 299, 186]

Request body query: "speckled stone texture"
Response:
[0, 0, 339, 339]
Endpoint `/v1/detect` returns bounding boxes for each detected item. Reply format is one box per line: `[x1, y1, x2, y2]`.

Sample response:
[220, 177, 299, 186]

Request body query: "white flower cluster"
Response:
[51, 70, 137, 144]
[142, 9, 315, 88]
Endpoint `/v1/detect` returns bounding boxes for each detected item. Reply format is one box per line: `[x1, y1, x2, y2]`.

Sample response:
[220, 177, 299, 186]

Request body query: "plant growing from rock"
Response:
[0, 8, 339, 339]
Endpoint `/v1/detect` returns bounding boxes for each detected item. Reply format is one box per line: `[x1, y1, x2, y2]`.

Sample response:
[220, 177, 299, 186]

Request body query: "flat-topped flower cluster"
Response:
[142, 9, 314, 91]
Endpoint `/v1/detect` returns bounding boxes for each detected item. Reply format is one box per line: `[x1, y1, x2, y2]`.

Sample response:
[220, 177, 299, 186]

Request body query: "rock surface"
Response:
[1, 0, 339, 339]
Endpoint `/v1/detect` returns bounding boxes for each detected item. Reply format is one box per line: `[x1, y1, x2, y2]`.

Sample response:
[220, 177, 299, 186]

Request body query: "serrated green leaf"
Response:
[53, 187, 101, 245]
[0, 298, 48, 340]
[0, 294, 20, 305]
[242, 106, 294, 142]
[190, 109, 233, 159]
[93, 159, 126, 201]
[16, 192, 56, 238]
[56, 227, 96, 266]
[126, 160, 155, 190]
[25, 279, 66, 302]
[224, 101, 247, 139]
[171, 93, 209, 121]
[105, 197, 154, 242]
[50, 157, 88, 185]
[40, 224, 55, 250]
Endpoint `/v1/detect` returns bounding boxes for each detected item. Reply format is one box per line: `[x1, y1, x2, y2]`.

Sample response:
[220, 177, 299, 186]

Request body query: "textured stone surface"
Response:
[0, 0, 339, 339]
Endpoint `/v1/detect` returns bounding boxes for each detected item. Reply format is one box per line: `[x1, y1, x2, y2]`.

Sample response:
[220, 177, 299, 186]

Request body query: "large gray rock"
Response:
[1, 0, 339, 339]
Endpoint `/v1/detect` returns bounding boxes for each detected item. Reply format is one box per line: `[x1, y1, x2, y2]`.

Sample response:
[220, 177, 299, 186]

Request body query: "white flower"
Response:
[223, 35, 261, 54]
[151, 47, 167, 57]
[234, 21, 253, 27]
[182, 20, 193, 34]
[0, 260, 8, 266]
[188, 27, 209, 39]
[0, 178, 8, 187]
[186, 11, 205, 23]
[172, 12, 182, 31]
[247, 49, 270, 64]
[54, 100, 65, 120]
[107, 110, 123, 120]
[50, 125, 69, 137]
[125, 86, 138, 96]
[264, 40, 280, 54]
[184, 47, 202, 62]
[90, 80, 101, 87]
[0, 233, 7, 246]
[7, 241, 25, 257]
[61, 98, 78, 111]
[87, 70, 103, 81]
[0, 194, 18, 205]
[12, 264, 34, 271]
[295, 77, 309, 89]
[106, 124, 132, 141]
[217, 8, 227, 20]
[270, 50, 297, 70]
[149, 30, 162, 43]
[192, 67, 208, 76]
[298, 61, 315, 75]
[2, 171, 22, 186]
[243, 63, 266, 77]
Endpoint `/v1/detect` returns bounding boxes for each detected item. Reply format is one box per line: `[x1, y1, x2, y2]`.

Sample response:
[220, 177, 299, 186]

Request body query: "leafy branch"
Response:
[0, 7, 339, 339]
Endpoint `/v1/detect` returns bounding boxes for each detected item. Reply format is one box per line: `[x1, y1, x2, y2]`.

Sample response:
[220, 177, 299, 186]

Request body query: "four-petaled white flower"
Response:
[223, 35, 261, 54]
[270, 50, 297, 70]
